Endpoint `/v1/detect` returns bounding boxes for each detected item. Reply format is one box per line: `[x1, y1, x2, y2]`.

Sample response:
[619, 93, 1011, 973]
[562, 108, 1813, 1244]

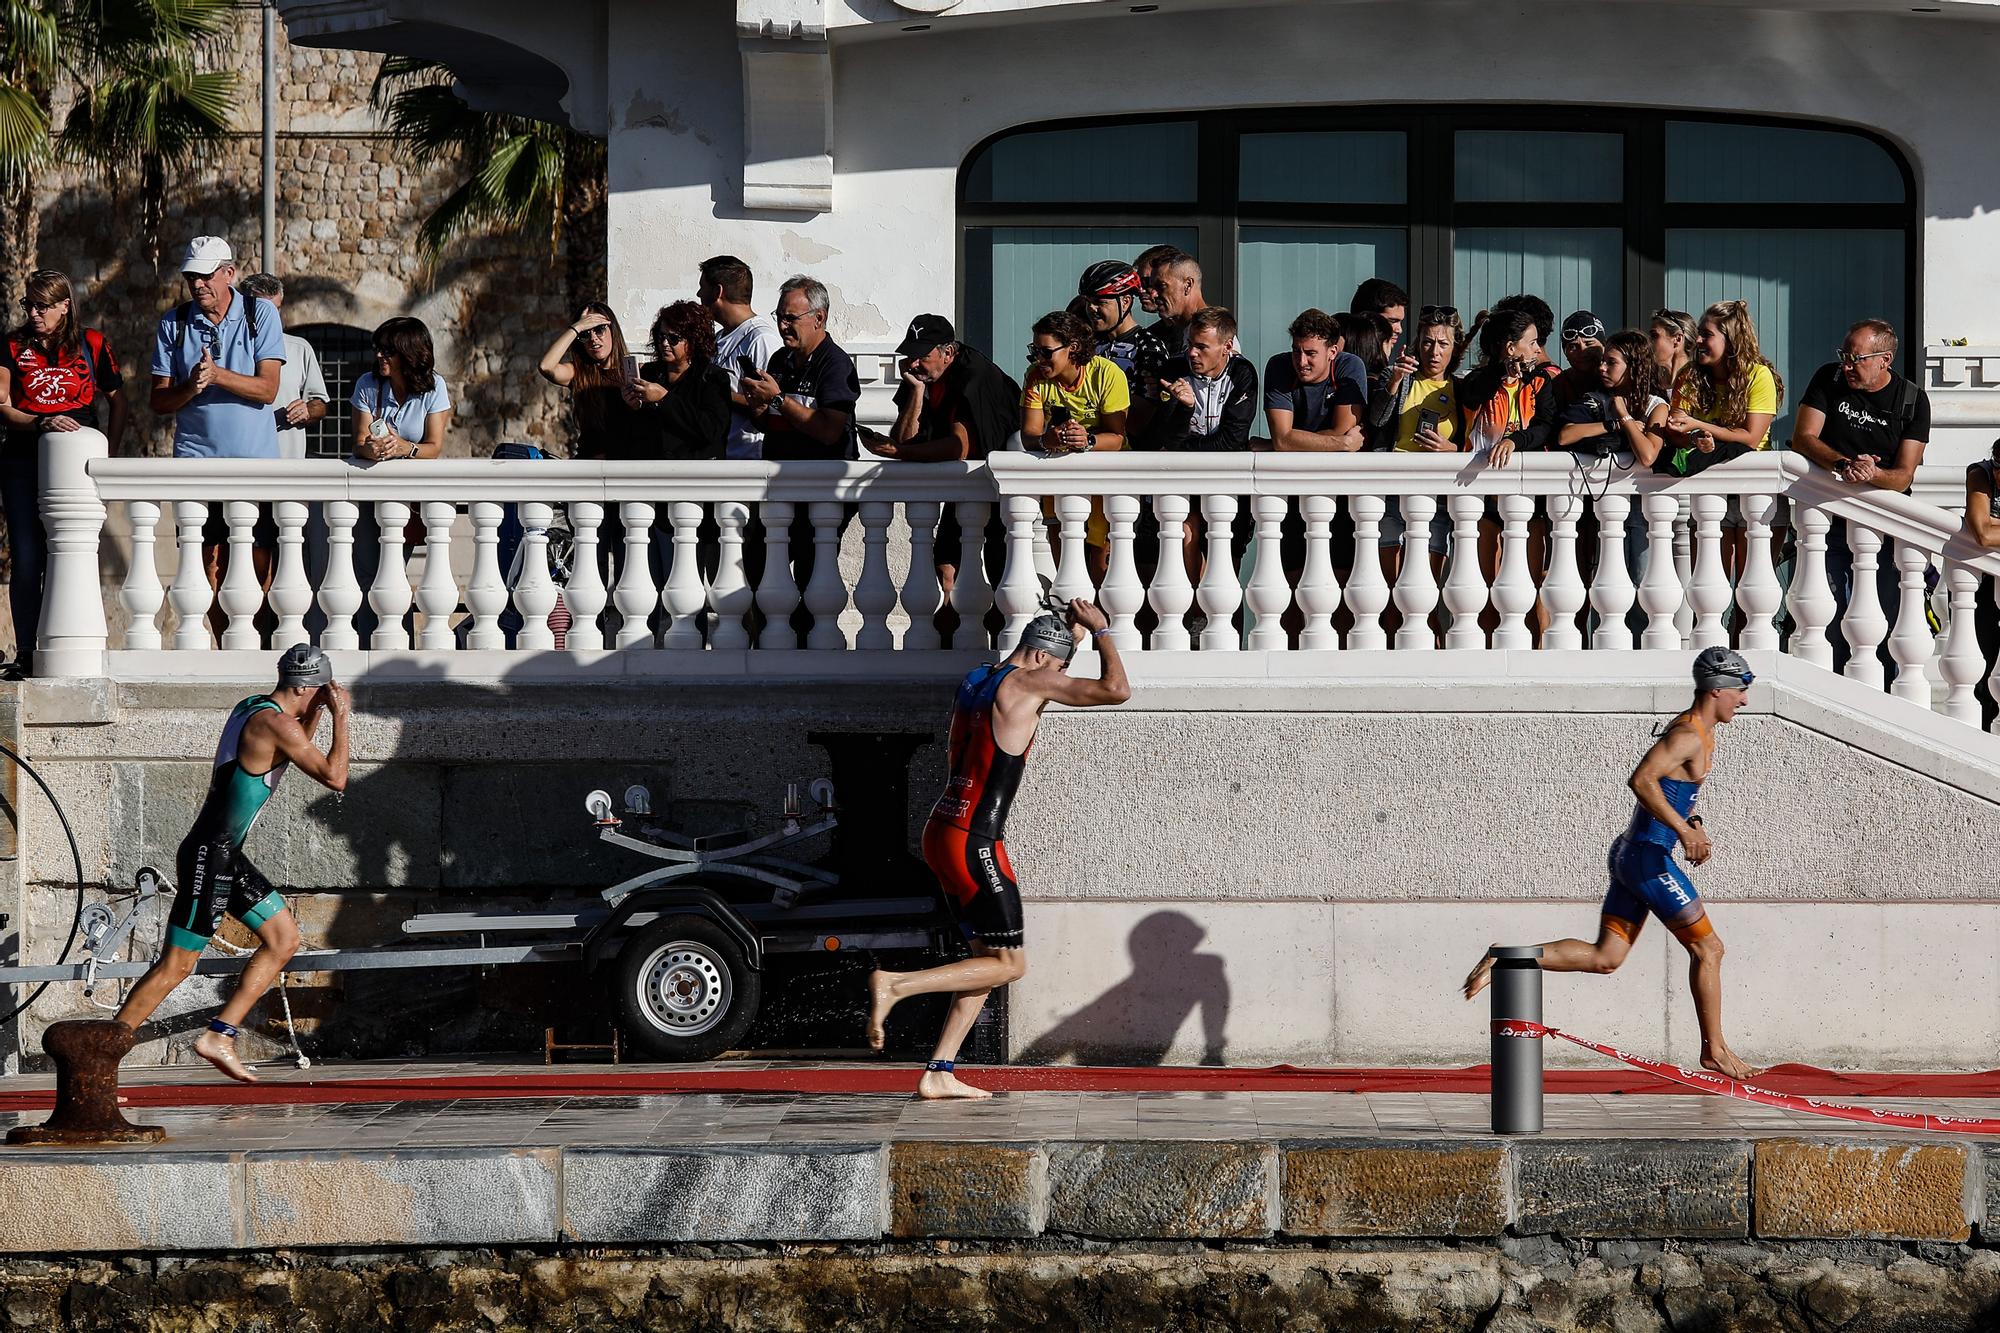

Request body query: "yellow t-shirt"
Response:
[1502, 381, 1525, 429]
[1675, 362, 1777, 448]
[1024, 356, 1131, 431]
[1394, 377, 1459, 452]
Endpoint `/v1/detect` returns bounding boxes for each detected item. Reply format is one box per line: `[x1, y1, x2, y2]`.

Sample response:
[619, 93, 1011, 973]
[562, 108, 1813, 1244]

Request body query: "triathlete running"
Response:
[117, 644, 350, 1082]
[1464, 646, 1761, 1081]
[867, 597, 1130, 1099]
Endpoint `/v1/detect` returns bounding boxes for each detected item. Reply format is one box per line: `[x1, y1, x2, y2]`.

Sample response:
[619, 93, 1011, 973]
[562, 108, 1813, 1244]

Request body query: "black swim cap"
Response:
[276, 643, 332, 689]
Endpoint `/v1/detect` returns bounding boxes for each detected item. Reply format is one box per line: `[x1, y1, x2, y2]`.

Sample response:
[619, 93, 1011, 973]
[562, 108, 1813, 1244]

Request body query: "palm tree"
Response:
[369, 56, 605, 309]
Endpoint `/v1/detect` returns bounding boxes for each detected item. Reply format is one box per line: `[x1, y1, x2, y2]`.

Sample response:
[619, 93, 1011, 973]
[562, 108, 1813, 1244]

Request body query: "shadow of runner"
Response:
[1015, 910, 1230, 1067]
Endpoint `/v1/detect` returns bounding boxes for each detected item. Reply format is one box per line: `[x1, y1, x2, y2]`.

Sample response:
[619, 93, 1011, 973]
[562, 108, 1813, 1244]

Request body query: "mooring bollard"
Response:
[1488, 945, 1544, 1135]
[5, 1019, 165, 1145]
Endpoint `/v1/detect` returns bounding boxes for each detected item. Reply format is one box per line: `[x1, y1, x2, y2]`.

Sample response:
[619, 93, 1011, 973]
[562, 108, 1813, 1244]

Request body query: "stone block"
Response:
[1282, 1140, 1508, 1237]
[562, 1146, 884, 1242]
[889, 1141, 1044, 1238]
[1755, 1139, 1972, 1241]
[1046, 1141, 1276, 1239]
[1513, 1140, 1749, 1238]
[0, 1153, 240, 1252]
[246, 1148, 558, 1247]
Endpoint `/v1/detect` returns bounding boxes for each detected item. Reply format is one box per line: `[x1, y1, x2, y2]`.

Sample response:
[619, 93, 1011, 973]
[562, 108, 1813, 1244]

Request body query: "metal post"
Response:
[261, 1, 277, 275]
[1489, 944, 1544, 1134]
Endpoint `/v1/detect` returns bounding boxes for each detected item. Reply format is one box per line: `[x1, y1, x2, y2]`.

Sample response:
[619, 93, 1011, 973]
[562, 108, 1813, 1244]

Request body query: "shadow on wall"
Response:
[1016, 910, 1230, 1067]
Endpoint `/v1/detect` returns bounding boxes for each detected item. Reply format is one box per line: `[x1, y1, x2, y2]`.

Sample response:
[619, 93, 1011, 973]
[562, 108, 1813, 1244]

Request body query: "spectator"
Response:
[1133, 243, 1183, 326]
[1077, 261, 1168, 398]
[239, 274, 327, 460]
[1370, 305, 1463, 453]
[1791, 319, 1930, 672]
[699, 255, 783, 460]
[150, 236, 285, 642]
[1350, 277, 1410, 356]
[1566, 329, 1670, 464]
[537, 301, 643, 460]
[0, 269, 125, 674]
[1457, 308, 1547, 466]
[1266, 308, 1366, 452]
[1664, 300, 1783, 582]
[1521, 309, 1610, 451]
[868, 315, 1020, 463]
[740, 275, 858, 461]
[1490, 293, 1557, 368]
[1142, 251, 1206, 357]
[1965, 437, 2000, 727]
[1022, 309, 1128, 579]
[1650, 308, 1697, 394]
[626, 301, 731, 460]
[1143, 307, 1258, 452]
[352, 317, 448, 461]
[1335, 311, 1393, 400]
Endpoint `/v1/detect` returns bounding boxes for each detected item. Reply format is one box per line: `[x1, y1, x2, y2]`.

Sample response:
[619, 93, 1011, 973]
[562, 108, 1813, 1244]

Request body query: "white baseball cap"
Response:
[180, 235, 235, 276]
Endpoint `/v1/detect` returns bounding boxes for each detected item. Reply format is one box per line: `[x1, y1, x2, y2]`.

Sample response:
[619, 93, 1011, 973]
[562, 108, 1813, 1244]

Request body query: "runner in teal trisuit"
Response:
[117, 644, 350, 1082]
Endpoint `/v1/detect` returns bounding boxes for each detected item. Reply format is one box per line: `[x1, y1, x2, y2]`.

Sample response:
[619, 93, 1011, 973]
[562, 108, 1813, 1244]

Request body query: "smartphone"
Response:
[738, 355, 758, 378]
[620, 354, 639, 382]
[1416, 408, 1442, 438]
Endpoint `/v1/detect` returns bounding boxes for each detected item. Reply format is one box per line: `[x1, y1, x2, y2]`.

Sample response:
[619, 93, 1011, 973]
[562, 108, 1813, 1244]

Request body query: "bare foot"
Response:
[1701, 1046, 1762, 1082]
[1462, 953, 1495, 1001]
[917, 1069, 992, 1100]
[866, 970, 901, 1051]
[193, 1030, 260, 1084]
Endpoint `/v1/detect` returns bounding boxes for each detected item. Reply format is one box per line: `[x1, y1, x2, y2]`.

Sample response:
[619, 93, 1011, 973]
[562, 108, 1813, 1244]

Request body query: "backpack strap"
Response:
[1892, 375, 1916, 433]
[174, 292, 259, 357]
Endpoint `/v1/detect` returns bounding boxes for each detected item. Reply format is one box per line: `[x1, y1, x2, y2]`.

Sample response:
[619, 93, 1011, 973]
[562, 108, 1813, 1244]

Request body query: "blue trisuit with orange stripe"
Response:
[1601, 712, 1716, 946]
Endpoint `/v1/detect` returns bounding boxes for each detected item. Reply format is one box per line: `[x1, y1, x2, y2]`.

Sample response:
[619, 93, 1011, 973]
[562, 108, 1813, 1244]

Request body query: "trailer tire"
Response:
[613, 916, 760, 1061]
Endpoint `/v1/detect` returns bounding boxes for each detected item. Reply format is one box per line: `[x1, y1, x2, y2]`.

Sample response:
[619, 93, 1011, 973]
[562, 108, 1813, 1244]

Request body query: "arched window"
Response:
[291, 323, 374, 459]
[961, 110, 1914, 441]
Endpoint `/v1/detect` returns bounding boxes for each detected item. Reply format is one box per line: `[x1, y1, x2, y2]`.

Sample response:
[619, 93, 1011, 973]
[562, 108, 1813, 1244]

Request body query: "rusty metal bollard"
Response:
[6, 1019, 165, 1145]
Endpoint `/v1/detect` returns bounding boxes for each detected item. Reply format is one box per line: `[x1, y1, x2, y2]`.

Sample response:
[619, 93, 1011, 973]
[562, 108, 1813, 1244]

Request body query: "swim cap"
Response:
[1692, 646, 1753, 692]
[276, 643, 332, 690]
[1019, 613, 1078, 663]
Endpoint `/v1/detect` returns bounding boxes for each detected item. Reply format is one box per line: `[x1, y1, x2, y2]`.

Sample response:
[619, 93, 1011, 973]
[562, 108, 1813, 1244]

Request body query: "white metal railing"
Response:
[29, 432, 2000, 733]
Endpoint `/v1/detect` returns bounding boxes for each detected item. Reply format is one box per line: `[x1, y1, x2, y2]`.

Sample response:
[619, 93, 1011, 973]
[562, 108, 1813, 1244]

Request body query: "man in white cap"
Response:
[148, 236, 289, 638]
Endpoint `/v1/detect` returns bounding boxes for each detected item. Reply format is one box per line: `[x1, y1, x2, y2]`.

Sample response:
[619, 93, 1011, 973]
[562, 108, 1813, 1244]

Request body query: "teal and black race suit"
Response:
[166, 696, 290, 952]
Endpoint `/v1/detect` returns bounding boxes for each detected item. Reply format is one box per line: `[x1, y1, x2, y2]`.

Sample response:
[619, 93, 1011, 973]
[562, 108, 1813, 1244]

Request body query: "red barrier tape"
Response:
[1494, 1020, 2000, 1135]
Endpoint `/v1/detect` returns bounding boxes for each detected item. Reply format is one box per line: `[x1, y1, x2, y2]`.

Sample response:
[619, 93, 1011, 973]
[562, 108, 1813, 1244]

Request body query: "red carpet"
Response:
[4, 1062, 1999, 1112]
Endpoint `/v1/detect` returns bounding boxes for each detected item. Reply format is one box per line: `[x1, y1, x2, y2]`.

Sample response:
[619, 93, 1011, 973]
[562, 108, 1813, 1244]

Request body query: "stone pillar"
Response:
[35, 427, 109, 678]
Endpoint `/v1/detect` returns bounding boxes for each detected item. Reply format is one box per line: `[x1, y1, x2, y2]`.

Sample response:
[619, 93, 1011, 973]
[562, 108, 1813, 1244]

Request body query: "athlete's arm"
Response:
[263, 685, 351, 792]
[1629, 727, 1710, 865]
[1031, 601, 1131, 708]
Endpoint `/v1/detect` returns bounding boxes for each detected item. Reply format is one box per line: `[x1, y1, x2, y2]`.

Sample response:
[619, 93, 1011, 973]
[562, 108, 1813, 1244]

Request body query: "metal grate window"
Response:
[293, 323, 373, 459]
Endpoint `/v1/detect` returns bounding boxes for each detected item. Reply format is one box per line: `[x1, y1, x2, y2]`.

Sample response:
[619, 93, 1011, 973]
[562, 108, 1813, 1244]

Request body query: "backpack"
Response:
[170, 290, 260, 359]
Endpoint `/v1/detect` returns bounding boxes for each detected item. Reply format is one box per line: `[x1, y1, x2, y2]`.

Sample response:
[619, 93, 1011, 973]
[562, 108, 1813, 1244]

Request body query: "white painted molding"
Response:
[739, 41, 833, 212]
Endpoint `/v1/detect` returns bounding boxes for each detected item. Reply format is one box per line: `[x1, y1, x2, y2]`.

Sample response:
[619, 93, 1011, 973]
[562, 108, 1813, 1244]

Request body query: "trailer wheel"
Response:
[613, 916, 760, 1061]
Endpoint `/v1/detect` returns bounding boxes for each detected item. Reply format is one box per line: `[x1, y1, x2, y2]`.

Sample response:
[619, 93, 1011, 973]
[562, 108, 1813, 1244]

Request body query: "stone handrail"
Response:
[31, 432, 2000, 734]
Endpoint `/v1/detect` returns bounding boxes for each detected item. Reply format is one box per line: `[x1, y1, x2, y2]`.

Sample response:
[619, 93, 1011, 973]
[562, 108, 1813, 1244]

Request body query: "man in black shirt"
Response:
[1791, 318, 1933, 672]
[742, 275, 859, 461]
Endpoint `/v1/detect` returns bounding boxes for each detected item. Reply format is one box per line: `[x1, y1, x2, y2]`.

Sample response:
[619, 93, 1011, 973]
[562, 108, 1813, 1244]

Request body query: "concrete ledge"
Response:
[246, 1148, 559, 1248]
[563, 1145, 886, 1243]
[1282, 1140, 1507, 1238]
[1513, 1140, 1751, 1239]
[1754, 1139, 1974, 1241]
[1046, 1141, 1278, 1239]
[890, 1141, 1045, 1239]
[0, 1152, 241, 1252]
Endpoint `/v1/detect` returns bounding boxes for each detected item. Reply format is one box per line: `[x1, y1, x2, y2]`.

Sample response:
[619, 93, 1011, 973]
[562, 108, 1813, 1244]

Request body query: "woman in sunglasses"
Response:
[1021, 310, 1129, 579]
[1664, 301, 1784, 580]
[539, 302, 642, 460]
[352, 317, 449, 462]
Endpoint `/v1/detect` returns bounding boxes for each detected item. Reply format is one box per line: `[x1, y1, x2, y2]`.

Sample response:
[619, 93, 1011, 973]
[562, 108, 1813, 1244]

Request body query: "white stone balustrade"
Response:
[24, 443, 2000, 739]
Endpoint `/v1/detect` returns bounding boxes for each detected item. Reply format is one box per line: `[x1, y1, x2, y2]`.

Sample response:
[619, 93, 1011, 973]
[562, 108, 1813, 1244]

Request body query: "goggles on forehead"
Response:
[1562, 320, 1606, 343]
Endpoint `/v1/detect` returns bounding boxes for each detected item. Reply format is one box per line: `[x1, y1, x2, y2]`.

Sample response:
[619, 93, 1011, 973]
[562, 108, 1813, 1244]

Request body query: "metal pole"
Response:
[261, 1, 277, 274]
[1488, 944, 1544, 1134]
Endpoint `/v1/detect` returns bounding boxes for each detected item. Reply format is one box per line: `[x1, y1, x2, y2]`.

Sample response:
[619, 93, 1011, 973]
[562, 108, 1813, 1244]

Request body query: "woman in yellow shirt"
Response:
[1664, 299, 1785, 581]
[1021, 309, 1129, 580]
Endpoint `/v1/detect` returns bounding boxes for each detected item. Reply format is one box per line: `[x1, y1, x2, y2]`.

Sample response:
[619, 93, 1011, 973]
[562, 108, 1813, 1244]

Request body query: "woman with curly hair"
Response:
[628, 300, 730, 460]
[1664, 300, 1785, 579]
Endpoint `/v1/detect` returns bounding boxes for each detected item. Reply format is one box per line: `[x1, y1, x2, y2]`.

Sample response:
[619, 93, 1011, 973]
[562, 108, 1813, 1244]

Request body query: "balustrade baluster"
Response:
[1490, 494, 1535, 650]
[1540, 494, 1584, 651]
[1052, 494, 1096, 607]
[318, 501, 360, 650]
[707, 501, 752, 651]
[1890, 544, 1933, 705]
[950, 500, 994, 650]
[662, 501, 710, 650]
[1100, 495, 1145, 650]
[119, 501, 164, 651]
[1940, 562, 1984, 725]
[1736, 493, 1782, 651]
[169, 502, 212, 649]
[269, 501, 312, 648]
[1443, 494, 1489, 650]
[1636, 493, 1682, 649]
[218, 501, 264, 649]
[415, 501, 459, 651]
[614, 501, 658, 649]
[1197, 494, 1242, 650]
[1840, 521, 1888, 688]
[1587, 493, 1634, 651]
[464, 501, 506, 649]
[1345, 494, 1390, 650]
[367, 501, 413, 649]
[1147, 495, 1194, 651]
[1032, 513, 1058, 586]
[803, 500, 849, 650]
[511, 502, 558, 650]
[564, 500, 608, 650]
[900, 502, 941, 651]
[1688, 494, 1730, 649]
[851, 501, 897, 650]
[1298, 495, 1341, 651]
[995, 495, 1042, 651]
[1244, 495, 1291, 651]
[1391, 494, 1440, 651]
[1671, 499, 1695, 645]
[1785, 502, 1836, 669]
[755, 500, 800, 650]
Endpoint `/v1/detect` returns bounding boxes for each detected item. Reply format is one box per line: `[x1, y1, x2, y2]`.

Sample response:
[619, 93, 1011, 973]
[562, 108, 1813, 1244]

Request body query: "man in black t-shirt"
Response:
[1791, 318, 1932, 673]
[742, 276, 860, 461]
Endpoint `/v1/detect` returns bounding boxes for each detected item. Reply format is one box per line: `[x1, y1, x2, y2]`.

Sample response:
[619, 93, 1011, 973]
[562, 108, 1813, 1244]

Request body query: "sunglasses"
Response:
[659, 332, 688, 347]
[1836, 349, 1892, 368]
[578, 325, 613, 339]
[1419, 305, 1457, 320]
[1026, 344, 1061, 362]
[19, 300, 64, 313]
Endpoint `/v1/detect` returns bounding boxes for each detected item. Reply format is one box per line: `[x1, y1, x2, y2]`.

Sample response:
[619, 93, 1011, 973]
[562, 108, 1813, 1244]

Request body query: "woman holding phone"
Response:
[538, 301, 647, 459]
[625, 301, 730, 460]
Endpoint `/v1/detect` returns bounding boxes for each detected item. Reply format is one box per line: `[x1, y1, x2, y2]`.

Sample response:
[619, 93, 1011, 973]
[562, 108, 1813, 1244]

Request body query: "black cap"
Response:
[895, 314, 955, 358]
[1561, 310, 1605, 343]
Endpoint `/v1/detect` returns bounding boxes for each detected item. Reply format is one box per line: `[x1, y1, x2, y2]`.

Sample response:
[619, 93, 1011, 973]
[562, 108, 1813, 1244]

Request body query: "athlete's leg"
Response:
[1464, 916, 1635, 999]
[1669, 911, 1759, 1080]
[191, 860, 298, 1084]
[115, 947, 201, 1030]
[875, 827, 1027, 1050]
[916, 943, 1027, 1101]
[119, 834, 224, 1029]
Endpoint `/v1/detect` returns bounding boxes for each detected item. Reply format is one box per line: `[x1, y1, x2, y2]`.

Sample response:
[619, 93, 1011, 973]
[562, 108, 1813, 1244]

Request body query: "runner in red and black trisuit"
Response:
[868, 597, 1130, 1100]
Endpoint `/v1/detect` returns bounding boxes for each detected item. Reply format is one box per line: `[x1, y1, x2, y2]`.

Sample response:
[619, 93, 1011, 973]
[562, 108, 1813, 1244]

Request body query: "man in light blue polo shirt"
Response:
[150, 236, 288, 638]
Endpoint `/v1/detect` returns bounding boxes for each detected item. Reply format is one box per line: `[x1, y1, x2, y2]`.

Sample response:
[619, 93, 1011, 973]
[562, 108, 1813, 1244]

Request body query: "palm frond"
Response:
[0, 82, 52, 180]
